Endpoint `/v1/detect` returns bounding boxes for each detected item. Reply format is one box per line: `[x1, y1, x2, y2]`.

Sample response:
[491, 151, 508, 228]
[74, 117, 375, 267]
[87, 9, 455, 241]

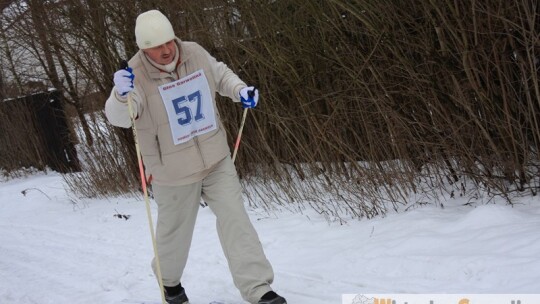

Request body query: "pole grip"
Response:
[248, 89, 255, 98]
[120, 60, 128, 70]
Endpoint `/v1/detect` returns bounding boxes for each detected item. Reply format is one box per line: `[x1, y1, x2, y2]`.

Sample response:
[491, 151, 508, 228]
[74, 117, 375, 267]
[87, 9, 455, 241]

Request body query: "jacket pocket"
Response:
[158, 145, 205, 179]
[137, 127, 159, 157]
[156, 123, 196, 155]
[199, 126, 230, 165]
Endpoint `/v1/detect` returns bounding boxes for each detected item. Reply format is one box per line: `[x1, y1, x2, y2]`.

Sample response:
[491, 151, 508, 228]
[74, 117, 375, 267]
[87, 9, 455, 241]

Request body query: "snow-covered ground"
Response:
[1, 171, 540, 304]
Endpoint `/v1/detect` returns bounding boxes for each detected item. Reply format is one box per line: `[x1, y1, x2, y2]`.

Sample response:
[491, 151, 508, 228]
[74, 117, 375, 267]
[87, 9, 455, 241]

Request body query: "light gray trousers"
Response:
[151, 157, 274, 303]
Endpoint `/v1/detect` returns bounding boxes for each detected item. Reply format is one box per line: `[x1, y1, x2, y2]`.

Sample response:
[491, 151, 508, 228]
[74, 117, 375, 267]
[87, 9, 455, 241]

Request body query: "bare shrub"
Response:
[2, 0, 539, 220]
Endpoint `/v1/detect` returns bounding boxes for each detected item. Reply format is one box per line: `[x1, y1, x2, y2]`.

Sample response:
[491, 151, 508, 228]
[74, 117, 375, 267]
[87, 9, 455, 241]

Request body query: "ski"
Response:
[121, 300, 161, 304]
[121, 300, 227, 304]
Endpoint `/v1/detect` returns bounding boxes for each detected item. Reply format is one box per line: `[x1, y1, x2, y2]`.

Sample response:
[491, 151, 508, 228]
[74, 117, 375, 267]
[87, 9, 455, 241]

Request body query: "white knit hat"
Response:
[135, 10, 175, 49]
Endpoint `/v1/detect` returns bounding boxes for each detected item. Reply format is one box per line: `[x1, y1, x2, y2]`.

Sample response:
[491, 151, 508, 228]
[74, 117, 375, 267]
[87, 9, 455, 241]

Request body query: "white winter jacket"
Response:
[105, 38, 247, 185]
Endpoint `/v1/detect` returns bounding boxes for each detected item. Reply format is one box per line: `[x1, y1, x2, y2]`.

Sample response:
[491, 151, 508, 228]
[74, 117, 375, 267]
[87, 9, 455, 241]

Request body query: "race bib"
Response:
[158, 70, 216, 145]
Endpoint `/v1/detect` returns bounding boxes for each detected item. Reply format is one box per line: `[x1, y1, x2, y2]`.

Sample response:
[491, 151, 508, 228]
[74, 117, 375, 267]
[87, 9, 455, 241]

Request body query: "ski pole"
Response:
[121, 61, 167, 304]
[232, 89, 255, 163]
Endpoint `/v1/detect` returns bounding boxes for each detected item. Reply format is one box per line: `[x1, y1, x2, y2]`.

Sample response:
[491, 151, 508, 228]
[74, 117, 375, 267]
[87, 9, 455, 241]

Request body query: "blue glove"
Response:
[113, 67, 134, 96]
[240, 86, 259, 108]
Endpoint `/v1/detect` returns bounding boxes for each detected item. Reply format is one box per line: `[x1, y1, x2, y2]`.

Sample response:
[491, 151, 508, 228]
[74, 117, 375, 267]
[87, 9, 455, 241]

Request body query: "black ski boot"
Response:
[164, 283, 189, 304]
[258, 291, 287, 304]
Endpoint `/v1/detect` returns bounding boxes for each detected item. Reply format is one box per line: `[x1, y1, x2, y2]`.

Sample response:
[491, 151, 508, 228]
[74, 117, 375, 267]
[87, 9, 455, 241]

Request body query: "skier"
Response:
[105, 9, 286, 304]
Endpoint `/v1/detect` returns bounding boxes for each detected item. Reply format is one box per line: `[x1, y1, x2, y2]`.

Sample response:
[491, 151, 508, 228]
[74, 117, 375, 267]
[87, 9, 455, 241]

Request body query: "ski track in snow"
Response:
[1, 172, 540, 303]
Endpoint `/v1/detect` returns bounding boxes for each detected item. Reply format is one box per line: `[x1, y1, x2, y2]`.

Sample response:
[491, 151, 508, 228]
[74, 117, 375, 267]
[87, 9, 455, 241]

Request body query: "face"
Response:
[143, 40, 176, 65]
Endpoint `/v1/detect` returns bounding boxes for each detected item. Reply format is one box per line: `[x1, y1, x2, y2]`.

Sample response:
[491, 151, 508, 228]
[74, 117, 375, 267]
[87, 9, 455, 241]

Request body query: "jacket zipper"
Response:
[193, 137, 206, 169]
